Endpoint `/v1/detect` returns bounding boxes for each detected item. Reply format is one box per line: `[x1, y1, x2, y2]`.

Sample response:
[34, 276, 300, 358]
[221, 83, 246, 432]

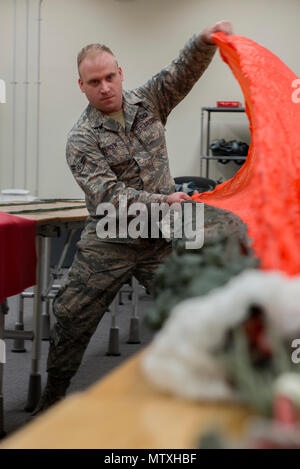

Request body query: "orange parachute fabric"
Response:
[191, 32, 300, 275]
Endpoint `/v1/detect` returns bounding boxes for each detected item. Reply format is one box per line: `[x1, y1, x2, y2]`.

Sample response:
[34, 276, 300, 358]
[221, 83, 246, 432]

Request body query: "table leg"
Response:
[11, 294, 27, 353]
[0, 302, 7, 437]
[106, 295, 120, 356]
[25, 236, 45, 412]
[41, 229, 76, 339]
[41, 237, 51, 340]
[127, 277, 140, 344]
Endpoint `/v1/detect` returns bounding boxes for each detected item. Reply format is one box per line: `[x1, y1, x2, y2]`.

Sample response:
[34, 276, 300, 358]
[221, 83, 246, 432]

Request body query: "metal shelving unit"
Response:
[200, 106, 246, 178]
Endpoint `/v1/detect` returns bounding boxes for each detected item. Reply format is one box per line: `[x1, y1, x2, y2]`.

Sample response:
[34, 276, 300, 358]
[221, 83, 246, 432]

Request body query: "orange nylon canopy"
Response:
[192, 32, 300, 275]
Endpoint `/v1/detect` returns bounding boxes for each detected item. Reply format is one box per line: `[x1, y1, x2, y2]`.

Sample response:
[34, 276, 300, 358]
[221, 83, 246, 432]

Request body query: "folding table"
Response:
[0, 199, 141, 436]
[0, 200, 88, 436]
[0, 350, 252, 449]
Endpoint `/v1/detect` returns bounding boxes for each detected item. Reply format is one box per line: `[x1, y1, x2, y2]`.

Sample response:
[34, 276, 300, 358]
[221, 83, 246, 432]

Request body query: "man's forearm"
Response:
[136, 33, 216, 124]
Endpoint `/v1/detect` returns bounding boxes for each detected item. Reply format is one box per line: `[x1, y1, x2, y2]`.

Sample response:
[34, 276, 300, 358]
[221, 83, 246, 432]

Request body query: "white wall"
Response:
[0, 0, 299, 197]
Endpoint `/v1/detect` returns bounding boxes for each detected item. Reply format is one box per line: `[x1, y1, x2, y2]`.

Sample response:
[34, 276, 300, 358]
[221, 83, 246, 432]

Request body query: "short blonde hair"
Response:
[77, 44, 116, 75]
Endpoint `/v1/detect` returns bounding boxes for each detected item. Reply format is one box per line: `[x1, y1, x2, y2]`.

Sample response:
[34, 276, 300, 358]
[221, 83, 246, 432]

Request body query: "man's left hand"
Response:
[201, 20, 233, 45]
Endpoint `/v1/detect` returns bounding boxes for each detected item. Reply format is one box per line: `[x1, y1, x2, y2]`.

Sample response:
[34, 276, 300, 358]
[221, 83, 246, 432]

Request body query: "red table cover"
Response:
[0, 212, 36, 304]
[192, 33, 300, 275]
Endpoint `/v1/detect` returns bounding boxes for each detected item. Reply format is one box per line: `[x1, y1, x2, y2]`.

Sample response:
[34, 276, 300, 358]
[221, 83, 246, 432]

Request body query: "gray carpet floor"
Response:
[2, 283, 155, 440]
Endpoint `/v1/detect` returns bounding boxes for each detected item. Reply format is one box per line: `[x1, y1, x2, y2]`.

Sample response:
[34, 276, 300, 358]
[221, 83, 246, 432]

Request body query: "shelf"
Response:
[200, 155, 247, 161]
[200, 106, 247, 178]
[202, 106, 245, 112]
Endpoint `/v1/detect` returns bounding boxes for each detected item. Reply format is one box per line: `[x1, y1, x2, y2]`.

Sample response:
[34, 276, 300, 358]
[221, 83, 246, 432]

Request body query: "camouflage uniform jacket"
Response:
[66, 34, 216, 241]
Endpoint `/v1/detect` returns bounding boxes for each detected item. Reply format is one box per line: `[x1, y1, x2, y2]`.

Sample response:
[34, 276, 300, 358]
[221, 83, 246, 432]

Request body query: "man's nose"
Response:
[100, 81, 110, 94]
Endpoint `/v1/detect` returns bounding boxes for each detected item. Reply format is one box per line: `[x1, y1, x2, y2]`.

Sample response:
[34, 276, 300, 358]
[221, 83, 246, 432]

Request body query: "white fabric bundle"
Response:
[142, 269, 300, 401]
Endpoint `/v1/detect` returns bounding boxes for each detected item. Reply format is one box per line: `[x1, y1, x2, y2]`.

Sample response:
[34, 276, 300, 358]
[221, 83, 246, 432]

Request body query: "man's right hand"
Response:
[166, 192, 190, 205]
[201, 20, 233, 45]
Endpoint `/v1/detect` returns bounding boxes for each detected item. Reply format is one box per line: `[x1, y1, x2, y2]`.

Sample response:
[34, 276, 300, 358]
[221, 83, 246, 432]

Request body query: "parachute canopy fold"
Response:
[192, 33, 300, 275]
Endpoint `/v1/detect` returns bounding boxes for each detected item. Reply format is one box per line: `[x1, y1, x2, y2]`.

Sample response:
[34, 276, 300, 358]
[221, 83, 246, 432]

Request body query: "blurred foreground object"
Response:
[142, 270, 300, 413]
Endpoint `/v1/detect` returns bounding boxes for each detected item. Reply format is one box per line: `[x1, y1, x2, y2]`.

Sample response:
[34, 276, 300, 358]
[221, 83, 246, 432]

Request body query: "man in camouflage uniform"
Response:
[34, 20, 233, 412]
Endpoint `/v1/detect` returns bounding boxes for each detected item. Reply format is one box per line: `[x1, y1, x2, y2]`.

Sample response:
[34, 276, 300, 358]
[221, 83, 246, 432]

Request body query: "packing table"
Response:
[0, 350, 252, 449]
[0, 200, 88, 436]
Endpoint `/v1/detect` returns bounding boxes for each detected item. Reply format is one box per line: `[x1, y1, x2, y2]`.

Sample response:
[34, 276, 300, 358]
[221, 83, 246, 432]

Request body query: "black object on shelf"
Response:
[200, 106, 248, 178]
[209, 139, 249, 165]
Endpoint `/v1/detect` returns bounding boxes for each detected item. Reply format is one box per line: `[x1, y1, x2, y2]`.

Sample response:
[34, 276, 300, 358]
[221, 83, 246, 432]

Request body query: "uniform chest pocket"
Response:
[133, 115, 165, 149]
[99, 139, 130, 166]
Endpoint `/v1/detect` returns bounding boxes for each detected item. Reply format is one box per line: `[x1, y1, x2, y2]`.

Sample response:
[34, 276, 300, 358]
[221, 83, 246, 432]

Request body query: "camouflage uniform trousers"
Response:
[47, 235, 172, 382]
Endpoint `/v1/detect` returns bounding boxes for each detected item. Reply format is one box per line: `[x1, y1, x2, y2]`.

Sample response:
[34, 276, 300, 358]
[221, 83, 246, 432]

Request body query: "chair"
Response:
[174, 176, 216, 193]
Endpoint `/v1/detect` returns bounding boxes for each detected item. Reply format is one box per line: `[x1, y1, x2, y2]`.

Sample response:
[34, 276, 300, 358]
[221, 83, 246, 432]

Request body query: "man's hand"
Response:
[166, 192, 190, 205]
[201, 20, 233, 45]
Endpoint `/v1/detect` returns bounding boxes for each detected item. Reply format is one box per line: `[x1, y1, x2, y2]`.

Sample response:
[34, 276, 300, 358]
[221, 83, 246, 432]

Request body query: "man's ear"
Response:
[119, 67, 124, 82]
[78, 77, 85, 93]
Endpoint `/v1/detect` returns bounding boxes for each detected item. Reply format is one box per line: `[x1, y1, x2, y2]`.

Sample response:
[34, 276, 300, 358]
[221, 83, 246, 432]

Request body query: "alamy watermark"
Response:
[0, 339, 5, 364]
[0, 79, 6, 104]
[96, 196, 204, 249]
[291, 338, 300, 364]
[291, 78, 300, 104]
